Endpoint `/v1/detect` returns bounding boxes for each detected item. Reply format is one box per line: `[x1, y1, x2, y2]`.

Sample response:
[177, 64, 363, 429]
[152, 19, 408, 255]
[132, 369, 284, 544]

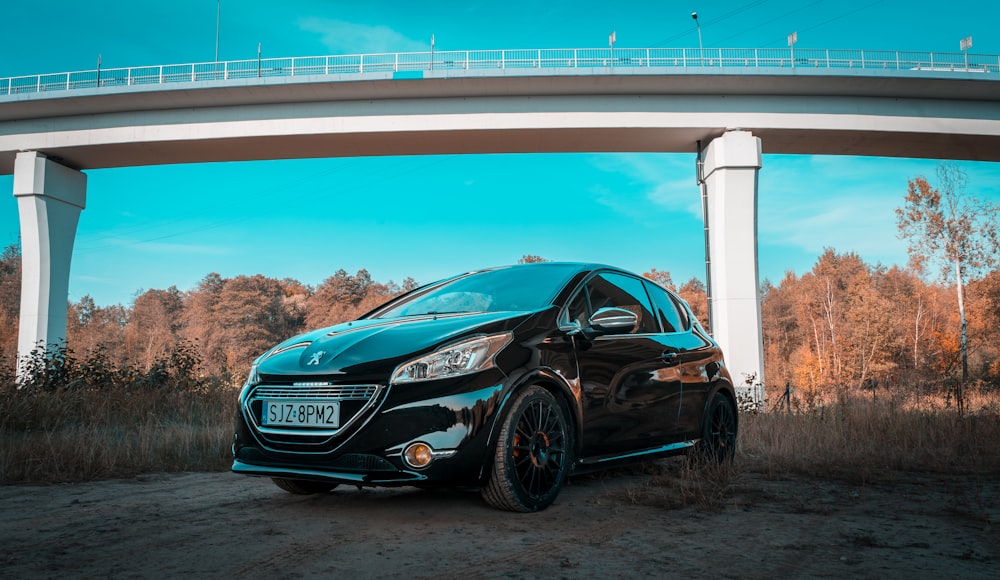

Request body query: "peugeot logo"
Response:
[307, 351, 326, 366]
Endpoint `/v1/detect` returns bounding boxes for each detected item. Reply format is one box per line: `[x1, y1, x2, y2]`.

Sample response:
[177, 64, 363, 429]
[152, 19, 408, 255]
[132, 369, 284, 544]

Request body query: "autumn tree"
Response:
[126, 287, 185, 371]
[182, 274, 305, 380]
[642, 268, 675, 290]
[517, 255, 550, 264]
[180, 272, 227, 376]
[897, 164, 1000, 409]
[66, 296, 129, 361]
[307, 268, 384, 328]
[0, 244, 21, 367]
[677, 277, 709, 330]
[966, 271, 1000, 379]
[760, 273, 801, 392]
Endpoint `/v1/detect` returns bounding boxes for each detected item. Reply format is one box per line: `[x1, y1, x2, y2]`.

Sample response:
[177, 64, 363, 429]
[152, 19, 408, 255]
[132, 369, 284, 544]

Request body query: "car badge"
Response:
[307, 351, 326, 366]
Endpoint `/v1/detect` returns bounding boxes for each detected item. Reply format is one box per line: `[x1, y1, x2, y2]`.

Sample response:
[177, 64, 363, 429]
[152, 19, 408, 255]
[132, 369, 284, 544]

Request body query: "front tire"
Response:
[271, 478, 337, 495]
[481, 386, 573, 512]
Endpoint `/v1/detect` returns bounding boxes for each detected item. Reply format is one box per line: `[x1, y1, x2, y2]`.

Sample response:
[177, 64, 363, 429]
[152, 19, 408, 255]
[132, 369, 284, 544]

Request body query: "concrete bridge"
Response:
[4, 47, 1000, 394]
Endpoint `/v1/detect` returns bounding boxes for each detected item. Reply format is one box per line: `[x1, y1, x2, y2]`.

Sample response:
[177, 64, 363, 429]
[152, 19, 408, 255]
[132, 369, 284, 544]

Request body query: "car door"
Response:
[643, 280, 716, 437]
[568, 272, 684, 457]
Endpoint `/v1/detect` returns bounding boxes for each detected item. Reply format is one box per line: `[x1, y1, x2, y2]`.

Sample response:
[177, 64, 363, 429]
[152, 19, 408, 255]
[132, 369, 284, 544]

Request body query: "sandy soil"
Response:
[1, 465, 997, 579]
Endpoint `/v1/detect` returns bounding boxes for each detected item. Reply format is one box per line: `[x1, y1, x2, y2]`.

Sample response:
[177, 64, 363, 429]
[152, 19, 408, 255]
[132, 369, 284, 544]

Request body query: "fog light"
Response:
[403, 442, 434, 469]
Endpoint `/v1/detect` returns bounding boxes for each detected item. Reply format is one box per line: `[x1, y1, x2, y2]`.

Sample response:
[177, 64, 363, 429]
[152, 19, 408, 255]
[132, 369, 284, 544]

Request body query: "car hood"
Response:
[255, 310, 536, 381]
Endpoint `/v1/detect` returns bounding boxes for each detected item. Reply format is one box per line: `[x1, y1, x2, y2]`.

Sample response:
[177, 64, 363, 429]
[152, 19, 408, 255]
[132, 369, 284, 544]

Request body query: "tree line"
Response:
[1, 166, 997, 398]
[1, 243, 997, 396]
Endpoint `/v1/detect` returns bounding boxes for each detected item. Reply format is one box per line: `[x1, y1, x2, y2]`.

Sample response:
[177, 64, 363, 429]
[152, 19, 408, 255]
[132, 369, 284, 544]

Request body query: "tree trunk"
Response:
[955, 259, 967, 415]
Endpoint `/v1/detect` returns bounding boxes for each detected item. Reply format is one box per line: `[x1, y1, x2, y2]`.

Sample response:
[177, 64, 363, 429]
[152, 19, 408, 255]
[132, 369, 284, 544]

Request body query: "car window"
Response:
[579, 273, 658, 334]
[372, 263, 580, 318]
[645, 281, 688, 333]
[566, 287, 590, 327]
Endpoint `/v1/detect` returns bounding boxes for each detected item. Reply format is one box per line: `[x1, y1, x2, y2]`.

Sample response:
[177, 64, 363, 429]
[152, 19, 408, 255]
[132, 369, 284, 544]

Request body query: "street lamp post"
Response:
[788, 31, 798, 68]
[215, 0, 221, 62]
[692, 12, 703, 66]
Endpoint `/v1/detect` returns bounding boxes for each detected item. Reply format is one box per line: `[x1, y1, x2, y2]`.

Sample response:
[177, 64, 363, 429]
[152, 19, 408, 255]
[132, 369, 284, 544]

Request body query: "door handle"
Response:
[660, 352, 678, 365]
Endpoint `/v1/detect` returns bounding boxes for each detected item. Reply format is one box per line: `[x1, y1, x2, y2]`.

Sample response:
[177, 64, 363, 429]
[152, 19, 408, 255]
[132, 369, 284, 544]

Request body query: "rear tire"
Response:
[481, 386, 573, 512]
[271, 478, 337, 495]
[693, 393, 737, 464]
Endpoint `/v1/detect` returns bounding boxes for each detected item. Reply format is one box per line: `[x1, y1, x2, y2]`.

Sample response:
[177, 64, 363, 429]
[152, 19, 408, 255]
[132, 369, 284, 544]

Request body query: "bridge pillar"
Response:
[699, 130, 764, 405]
[13, 151, 87, 375]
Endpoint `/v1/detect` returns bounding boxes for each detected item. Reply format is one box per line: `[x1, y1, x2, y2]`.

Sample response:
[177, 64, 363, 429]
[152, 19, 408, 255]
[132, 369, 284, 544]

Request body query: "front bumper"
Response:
[232, 374, 507, 487]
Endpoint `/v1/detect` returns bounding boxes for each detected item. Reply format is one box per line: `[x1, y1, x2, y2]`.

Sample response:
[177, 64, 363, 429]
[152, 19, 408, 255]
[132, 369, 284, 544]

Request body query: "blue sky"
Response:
[2, 1, 999, 306]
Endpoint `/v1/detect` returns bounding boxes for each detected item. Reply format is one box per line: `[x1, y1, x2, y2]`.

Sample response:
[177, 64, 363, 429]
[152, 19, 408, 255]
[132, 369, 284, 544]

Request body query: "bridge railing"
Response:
[2, 47, 998, 96]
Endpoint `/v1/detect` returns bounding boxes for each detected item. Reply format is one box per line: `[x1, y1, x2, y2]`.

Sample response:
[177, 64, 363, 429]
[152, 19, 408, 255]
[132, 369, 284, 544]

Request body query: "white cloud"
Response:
[758, 156, 909, 263]
[298, 18, 428, 54]
[587, 153, 704, 221]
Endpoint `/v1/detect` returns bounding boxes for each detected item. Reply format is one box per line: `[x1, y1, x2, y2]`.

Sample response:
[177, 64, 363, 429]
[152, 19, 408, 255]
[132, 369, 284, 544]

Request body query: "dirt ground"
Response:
[1, 465, 997, 579]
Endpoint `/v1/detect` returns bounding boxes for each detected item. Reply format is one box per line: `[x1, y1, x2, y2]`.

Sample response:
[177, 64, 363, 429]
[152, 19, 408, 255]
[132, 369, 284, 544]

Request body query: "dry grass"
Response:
[740, 388, 1000, 482]
[616, 386, 1000, 511]
[3, 380, 999, 490]
[0, 384, 235, 483]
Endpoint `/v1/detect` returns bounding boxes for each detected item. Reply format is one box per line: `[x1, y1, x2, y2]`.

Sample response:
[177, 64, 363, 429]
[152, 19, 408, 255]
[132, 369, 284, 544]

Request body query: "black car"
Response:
[232, 262, 737, 512]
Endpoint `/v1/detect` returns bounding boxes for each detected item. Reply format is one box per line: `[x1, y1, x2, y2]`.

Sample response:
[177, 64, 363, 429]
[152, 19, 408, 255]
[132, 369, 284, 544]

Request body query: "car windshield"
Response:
[371, 264, 582, 319]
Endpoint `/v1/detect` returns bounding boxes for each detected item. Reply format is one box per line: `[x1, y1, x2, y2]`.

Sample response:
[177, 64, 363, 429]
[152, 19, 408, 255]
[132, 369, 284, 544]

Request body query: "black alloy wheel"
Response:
[482, 386, 572, 512]
[698, 393, 737, 463]
[271, 478, 337, 495]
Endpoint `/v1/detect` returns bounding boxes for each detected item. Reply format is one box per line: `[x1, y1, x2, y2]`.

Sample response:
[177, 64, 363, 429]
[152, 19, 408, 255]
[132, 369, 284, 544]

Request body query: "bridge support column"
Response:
[699, 130, 764, 405]
[13, 151, 87, 375]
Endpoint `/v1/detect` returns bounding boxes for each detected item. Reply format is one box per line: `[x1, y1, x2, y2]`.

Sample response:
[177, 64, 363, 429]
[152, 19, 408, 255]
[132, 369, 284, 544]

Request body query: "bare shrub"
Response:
[0, 343, 232, 483]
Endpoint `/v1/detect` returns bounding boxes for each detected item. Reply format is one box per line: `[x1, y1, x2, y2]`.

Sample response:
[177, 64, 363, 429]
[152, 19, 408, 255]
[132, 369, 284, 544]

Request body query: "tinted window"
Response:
[580, 273, 657, 334]
[566, 287, 590, 327]
[645, 281, 687, 333]
[372, 263, 580, 318]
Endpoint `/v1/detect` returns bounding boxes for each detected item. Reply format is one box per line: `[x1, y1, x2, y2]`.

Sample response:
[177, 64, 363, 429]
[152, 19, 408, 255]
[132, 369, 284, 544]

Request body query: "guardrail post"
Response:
[394, 53, 398, 72]
[159, 66, 163, 84]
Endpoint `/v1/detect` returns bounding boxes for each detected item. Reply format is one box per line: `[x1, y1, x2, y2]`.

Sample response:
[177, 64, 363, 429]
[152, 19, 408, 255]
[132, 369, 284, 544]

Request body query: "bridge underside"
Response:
[4, 126, 1000, 175]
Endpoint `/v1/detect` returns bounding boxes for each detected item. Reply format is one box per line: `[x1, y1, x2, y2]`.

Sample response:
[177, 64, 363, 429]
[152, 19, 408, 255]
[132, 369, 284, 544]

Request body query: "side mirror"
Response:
[588, 307, 637, 334]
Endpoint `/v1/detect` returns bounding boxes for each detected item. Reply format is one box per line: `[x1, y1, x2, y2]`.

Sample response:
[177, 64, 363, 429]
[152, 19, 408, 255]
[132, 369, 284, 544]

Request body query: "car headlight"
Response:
[244, 356, 263, 388]
[391, 332, 513, 384]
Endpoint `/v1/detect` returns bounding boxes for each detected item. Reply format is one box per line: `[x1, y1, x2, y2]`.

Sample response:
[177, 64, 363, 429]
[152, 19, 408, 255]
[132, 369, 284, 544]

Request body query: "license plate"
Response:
[261, 400, 340, 428]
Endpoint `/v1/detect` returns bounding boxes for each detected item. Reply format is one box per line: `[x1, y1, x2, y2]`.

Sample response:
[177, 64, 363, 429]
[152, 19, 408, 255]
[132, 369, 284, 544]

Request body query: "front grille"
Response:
[245, 383, 385, 448]
[253, 384, 379, 400]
